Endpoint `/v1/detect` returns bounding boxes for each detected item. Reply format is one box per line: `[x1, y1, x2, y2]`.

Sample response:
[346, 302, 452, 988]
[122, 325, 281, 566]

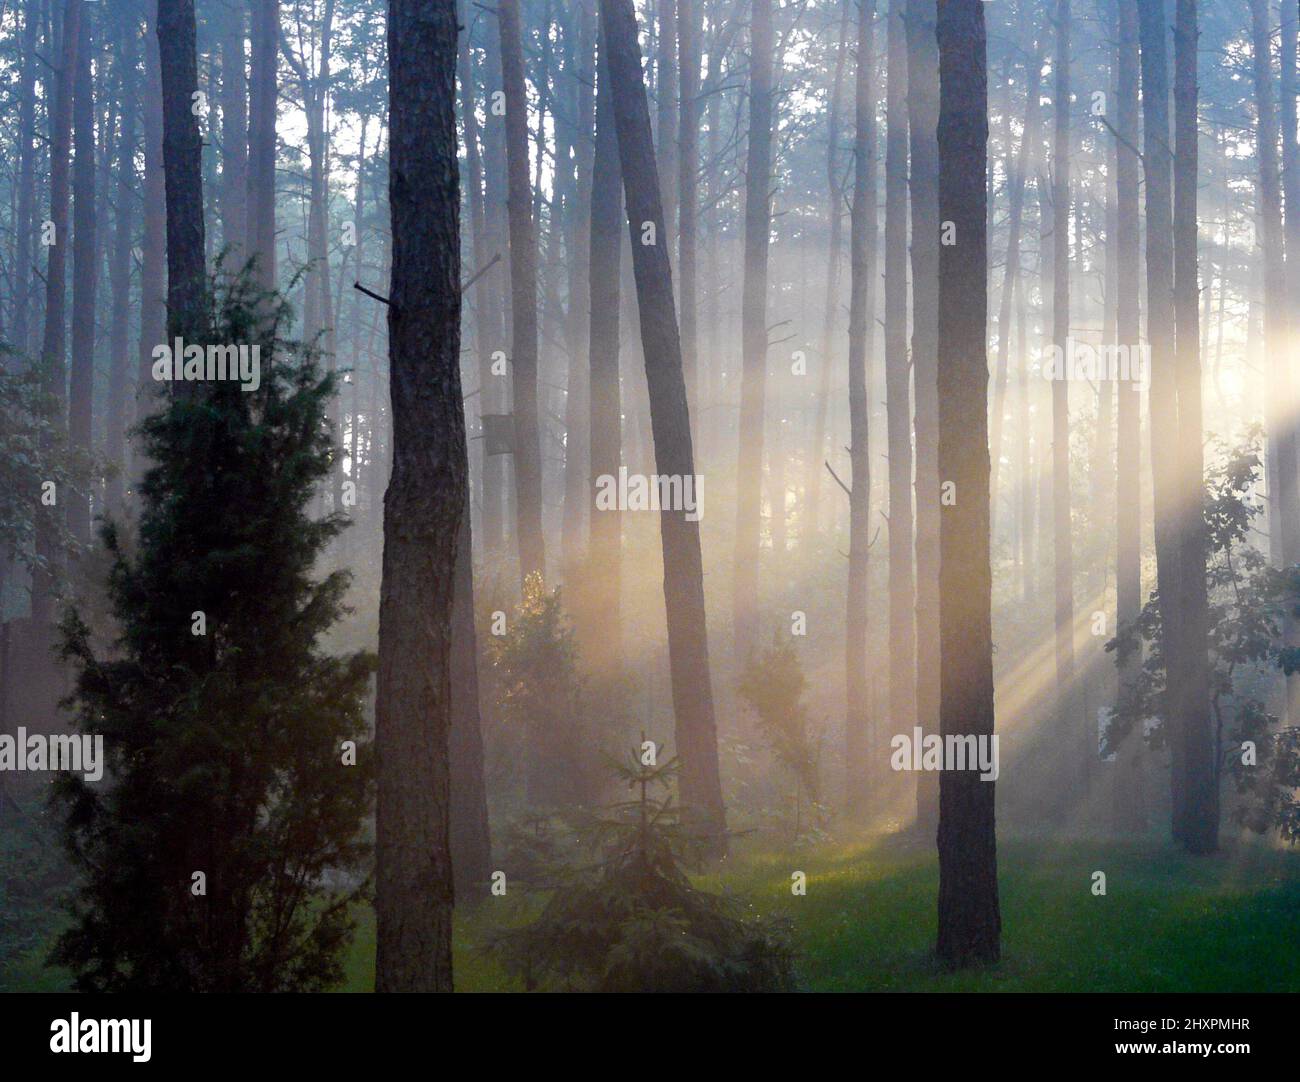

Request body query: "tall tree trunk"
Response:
[1113, 0, 1145, 832]
[106, 26, 138, 518]
[656, 0, 679, 257]
[220, 1, 248, 261]
[598, 0, 727, 855]
[1050, 0, 1075, 699]
[989, 25, 1043, 529]
[934, 0, 999, 968]
[32, 0, 82, 628]
[1172, 0, 1216, 854]
[1139, 0, 1188, 844]
[907, 0, 941, 834]
[157, 0, 207, 339]
[247, 0, 278, 289]
[733, 0, 775, 665]
[375, 0, 462, 994]
[13, 3, 39, 356]
[807, 0, 851, 544]
[846, 0, 878, 814]
[884, 0, 915, 753]
[588, 20, 624, 673]
[677, 0, 701, 439]
[69, 6, 95, 545]
[499, 0, 547, 585]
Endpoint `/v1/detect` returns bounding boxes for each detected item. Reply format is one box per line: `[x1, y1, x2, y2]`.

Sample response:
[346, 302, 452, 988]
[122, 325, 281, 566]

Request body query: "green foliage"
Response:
[489, 747, 796, 992]
[50, 269, 375, 992]
[483, 571, 590, 807]
[0, 807, 68, 982]
[1107, 428, 1300, 841]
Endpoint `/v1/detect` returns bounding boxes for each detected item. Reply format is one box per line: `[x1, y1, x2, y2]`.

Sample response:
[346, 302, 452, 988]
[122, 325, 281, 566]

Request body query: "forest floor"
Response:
[339, 834, 1300, 992]
[7, 833, 1296, 991]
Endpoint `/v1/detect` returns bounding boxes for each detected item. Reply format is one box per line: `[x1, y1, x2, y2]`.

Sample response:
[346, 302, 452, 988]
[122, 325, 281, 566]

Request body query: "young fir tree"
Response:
[51, 272, 374, 992]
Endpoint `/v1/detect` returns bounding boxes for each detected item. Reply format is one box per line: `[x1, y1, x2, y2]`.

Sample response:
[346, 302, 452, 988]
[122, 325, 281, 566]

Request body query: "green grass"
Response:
[339, 835, 1300, 992]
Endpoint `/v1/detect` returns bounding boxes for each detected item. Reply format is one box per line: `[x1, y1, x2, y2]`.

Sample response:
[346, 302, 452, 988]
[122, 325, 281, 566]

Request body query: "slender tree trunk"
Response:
[1139, 0, 1188, 844]
[588, 20, 624, 673]
[499, 0, 547, 585]
[846, 0, 878, 814]
[1172, 0, 1216, 854]
[934, 0, 999, 968]
[907, 0, 941, 834]
[808, 0, 851, 545]
[678, 0, 701, 439]
[13, 4, 39, 356]
[69, 6, 95, 545]
[599, 0, 727, 855]
[375, 0, 462, 994]
[247, 0, 278, 289]
[220, 1, 247, 261]
[1113, 0, 1145, 831]
[1050, 0, 1075, 700]
[733, 0, 775, 665]
[32, 0, 82, 628]
[884, 0, 915, 747]
[656, 0, 678, 253]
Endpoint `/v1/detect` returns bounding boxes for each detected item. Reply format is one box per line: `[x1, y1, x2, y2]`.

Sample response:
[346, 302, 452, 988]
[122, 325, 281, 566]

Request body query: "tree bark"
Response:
[69, 6, 95, 545]
[375, 0, 462, 993]
[884, 0, 916, 752]
[934, 0, 999, 968]
[846, 0, 878, 813]
[733, 0, 775, 665]
[498, 0, 547, 585]
[907, 0, 941, 835]
[598, 0, 727, 855]
[220, 1, 248, 262]
[247, 0, 278, 289]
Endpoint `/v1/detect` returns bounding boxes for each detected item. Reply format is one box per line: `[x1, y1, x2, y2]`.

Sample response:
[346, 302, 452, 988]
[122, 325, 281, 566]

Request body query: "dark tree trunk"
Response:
[32, 0, 82, 628]
[846, 0, 877, 814]
[587, 20, 624, 673]
[106, 25, 138, 518]
[375, 0, 463, 994]
[69, 6, 95, 545]
[247, 0, 278, 289]
[656, 0, 678, 253]
[884, 0, 916, 753]
[934, 0, 999, 969]
[598, 0, 727, 854]
[906, 0, 941, 835]
[499, 0, 547, 585]
[733, 0, 775, 665]
[1172, 0, 1216, 854]
[157, 0, 207, 339]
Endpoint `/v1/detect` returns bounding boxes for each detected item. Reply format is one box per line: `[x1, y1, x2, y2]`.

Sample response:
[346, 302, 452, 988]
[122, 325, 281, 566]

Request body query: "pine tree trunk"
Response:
[907, 0, 941, 835]
[499, 0, 547, 585]
[884, 0, 916, 750]
[588, 21, 624, 673]
[934, 0, 999, 968]
[1172, 0, 1216, 854]
[157, 0, 207, 341]
[246, 0, 278, 289]
[733, 0, 775, 665]
[219, 2, 247, 261]
[106, 25, 137, 518]
[598, 0, 727, 855]
[68, 7, 95, 545]
[12, 4, 39, 356]
[846, 0, 877, 815]
[678, 0, 701, 441]
[375, 0, 462, 994]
